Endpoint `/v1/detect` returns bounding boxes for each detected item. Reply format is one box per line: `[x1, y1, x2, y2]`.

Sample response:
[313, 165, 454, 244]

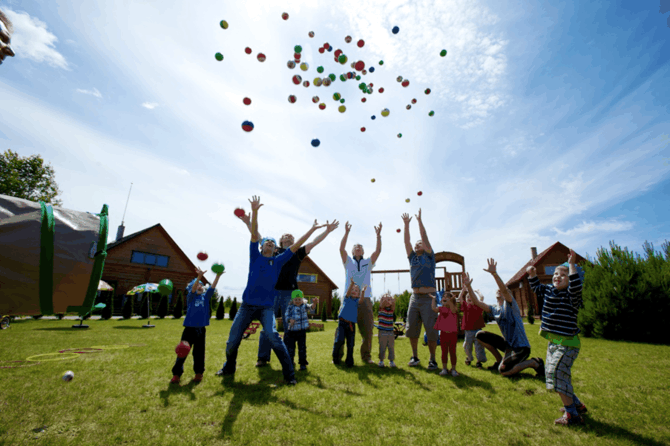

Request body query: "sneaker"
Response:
[193, 374, 203, 383]
[284, 379, 297, 386]
[255, 360, 268, 367]
[332, 359, 341, 365]
[366, 359, 376, 365]
[215, 367, 234, 376]
[554, 412, 584, 426]
[535, 357, 545, 377]
[451, 369, 459, 377]
[170, 375, 180, 384]
[560, 404, 588, 415]
[427, 360, 439, 370]
[465, 360, 472, 366]
[487, 361, 500, 371]
[439, 368, 449, 376]
[378, 361, 385, 368]
[299, 365, 307, 371]
[408, 357, 421, 367]
[475, 362, 483, 369]
[389, 361, 397, 368]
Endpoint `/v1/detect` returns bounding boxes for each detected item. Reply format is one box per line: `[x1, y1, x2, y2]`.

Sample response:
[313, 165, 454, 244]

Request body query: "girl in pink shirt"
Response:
[431, 292, 459, 376]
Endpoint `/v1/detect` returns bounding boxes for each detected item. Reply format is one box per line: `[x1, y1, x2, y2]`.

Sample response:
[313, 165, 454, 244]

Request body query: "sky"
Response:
[1, 0, 669, 303]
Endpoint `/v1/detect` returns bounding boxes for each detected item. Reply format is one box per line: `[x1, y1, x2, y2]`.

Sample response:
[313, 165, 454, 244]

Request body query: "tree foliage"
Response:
[157, 295, 168, 319]
[122, 296, 133, 319]
[0, 150, 63, 205]
[139, 294, 150, 319]
[172, 290, 184, 319]
[229, 298, 238, 320]
[394, 290, 412, 319]
[101, 294, 113, 320]
[579, 240, 670, 344]
[216, 297, 225, 320]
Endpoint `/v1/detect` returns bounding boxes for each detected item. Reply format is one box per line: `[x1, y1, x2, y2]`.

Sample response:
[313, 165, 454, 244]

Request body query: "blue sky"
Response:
[1, 0, 668, 302]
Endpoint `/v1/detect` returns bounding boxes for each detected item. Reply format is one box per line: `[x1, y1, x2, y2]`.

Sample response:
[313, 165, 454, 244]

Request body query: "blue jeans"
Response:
[332, 319, 356, 367]
[257, 290, 292, 362]
[222, 302, 295, 381]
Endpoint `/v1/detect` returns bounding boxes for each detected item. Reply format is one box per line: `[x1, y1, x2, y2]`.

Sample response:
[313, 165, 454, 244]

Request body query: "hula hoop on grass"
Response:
[0, 360, 41, 369]
[26, 353, 80, 362]
[90, 345, 130, 350]
[58, 348, 103, 354]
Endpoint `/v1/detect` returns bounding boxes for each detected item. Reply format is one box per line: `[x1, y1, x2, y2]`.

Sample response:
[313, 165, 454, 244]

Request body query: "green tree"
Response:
[394, 290, 412, 319]
[330, 291, 341, 320]
[101, 294, 113, 320]
[527, 300, 535, 324]
[0, 150, 63, 205]
[229, 298, 238, 320]
[139, 294, 150, 319]
[216, 297, 225, 320]
[122, 296, 133, 319]
[157, 294, 168, 319]
[321, 301, 327, 322]
[172, 290, 184, 319]
[210, 290, 219, 318]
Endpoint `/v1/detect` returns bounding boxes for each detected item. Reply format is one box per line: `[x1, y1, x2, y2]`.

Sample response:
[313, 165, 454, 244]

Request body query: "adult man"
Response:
[234, 212, 338, 367]
[338, 221, 382, 364]
[216, 196, 322, 385]
[462, 261, 543, 377]
[0, 10, 15, 65]
[402, 209, 439, 370]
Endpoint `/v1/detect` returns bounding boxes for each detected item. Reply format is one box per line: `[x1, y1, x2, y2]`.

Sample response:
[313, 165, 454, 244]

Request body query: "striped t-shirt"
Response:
[377, 308, 394, 331]
[529, 273, 583, 336]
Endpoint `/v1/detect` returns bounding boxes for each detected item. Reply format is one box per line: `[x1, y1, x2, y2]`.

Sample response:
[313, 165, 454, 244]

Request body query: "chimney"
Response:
[115, 223, 125, 242]
[531, 247, 538, 260]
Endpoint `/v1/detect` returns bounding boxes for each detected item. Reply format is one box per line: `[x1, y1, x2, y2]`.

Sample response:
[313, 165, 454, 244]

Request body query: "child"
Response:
[376, 292, 396, 368]
[527, 248, 585, 426]
[431, 291, 459, 376]
[284, 290, 318, 371]
[171, 266, 223, 384]
[333, 278, 366, 367]
[458, 288, 487, 368]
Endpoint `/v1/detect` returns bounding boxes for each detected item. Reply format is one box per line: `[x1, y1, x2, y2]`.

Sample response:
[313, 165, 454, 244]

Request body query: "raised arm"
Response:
[483, 258, 513, 303]
[238, 210, 261, 241]
[211, 270, 224, 289]
[462, 272, 491, 313]
[305, 220, 339, 255]
[430, 293, 439, 314]
[340, 222, 351, 264]
[567, 249, 583, 310]
[415, 208, 432, 254]
[249, 196, 263, 243]
[345, 277, 356, 297]
[402, 213, 413, 257]
[290, 219, 323, 253]
[309, 297, 319, 311]
[370, 222, 382, 265]
[456, 287, 466, 303]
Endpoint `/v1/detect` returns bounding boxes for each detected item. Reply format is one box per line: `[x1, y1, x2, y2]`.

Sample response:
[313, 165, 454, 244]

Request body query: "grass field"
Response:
[1, 317, 669, 446]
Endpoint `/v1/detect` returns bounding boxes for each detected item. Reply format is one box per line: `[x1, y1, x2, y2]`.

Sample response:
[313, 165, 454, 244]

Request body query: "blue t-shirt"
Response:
[242, 241, 295, 307]
[338, 296, 359, 323]
[488, 298, 530, 349]
[408, 250, 436, 288]
[183, 287, 215, 327]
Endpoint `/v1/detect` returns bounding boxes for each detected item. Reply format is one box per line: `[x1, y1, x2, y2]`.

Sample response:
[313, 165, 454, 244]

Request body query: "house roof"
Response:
[302, 255, 339, 290]
[506, 241, 587, 286]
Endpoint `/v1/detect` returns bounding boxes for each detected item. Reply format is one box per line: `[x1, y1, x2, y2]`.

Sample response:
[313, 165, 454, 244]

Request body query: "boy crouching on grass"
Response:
[284, 290, 318, 371]
[171, 266, 223, 384]
[527, 248, 586, 426]
[333, 278, 366, 367]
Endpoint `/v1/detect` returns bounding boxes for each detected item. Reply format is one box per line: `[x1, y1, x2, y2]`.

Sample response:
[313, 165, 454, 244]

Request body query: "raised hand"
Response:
[195, 266, 207, 276]
[238, 210, 251, 225]
[311, 219, 322, 230]
[249, 195, 263, 211]
[345, 221, 352, 233]
[483, 258, 497, 275]
[462, 272, 473, 287]
[415, 208, 422, 221]
[401, 213, 412, 225]
[526, 266, 537, 276]
[568, 248, 577, 265]
[374, 222, 382, 236]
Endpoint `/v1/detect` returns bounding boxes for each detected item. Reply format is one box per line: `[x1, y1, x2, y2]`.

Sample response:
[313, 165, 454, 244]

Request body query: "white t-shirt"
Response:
[344, 255, 375, 298]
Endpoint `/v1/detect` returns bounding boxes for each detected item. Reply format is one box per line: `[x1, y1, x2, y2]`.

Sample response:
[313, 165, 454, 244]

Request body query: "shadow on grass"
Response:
[449, 373, 496, 392]
[582, 417, 669, 446]
[32, 328, 81, 332]
[158, 381, 198, 406]
[112, 326, 147, 330]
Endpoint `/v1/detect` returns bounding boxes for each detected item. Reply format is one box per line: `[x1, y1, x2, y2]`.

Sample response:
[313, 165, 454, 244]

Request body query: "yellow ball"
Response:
[405, 198, 410, 203]
[381, 108, 390, 117]
[371, 178, 376, 183]
[338, 105, 346, 113]
[300, 62, 309, 71]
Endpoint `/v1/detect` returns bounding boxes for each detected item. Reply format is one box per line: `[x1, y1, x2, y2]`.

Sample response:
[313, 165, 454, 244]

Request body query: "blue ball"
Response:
[311, 139, 321, 147]
[369, 67, 375, 73]
[392, 26, 399, 34]
[327, 46, 333, 52]
[371, 115, 376, 120]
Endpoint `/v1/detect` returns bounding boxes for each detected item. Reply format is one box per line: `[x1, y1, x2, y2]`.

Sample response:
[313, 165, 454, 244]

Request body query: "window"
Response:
[131, 252, 145, 264]
[144, 254, 157, 265]
[297, 273, 317, 283]
[156, 255, 169, 267]
[130, 251, 170, 268]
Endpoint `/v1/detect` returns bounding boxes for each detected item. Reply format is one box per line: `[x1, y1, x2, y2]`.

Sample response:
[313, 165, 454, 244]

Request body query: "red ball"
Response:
[361, 97, 367, 103]
[379, 87, 384, 93]
[294, 53, 301, 60]
[243, 97, 251, 105]
[234, 208, 245, 217]
[412, 98, 417, 104]
[292, 75, 302, 84]
[288, 95, 297, 103]
[355, 61, 365, 71]
[257, 53, 266, 62]
[417, 191, 423, 196]
[197, 252, 208, 261]
[323, 42, 330, 49]
[361, 127, 366, 132]
[357, 39, 365, 48]
[402, 80, 409, 87]
[396, 229, 401, 233]
[282, 12, 289, 20]
[369, 83, 374, 87]
[319, 103, 326, 110]
[245, 47, 252, 54]
[425, 88, 431, 95]
[318, 47, 325, 54]
[334, 49, 343, 58]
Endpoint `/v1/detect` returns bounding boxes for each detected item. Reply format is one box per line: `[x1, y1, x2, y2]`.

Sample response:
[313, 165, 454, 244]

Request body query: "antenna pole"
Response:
[121, 183, 133, 224]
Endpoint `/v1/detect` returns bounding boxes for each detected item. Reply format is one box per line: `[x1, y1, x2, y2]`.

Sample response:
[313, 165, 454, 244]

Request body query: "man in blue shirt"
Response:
[216, 195, 322, 385]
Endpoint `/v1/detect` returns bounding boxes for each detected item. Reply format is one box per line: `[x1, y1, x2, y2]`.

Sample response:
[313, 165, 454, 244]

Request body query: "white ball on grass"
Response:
[62, 371, 74, 382]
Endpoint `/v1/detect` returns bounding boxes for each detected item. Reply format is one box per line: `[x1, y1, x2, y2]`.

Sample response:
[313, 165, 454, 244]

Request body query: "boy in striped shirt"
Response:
[527, 248, 586, 426]
[376, 292, 396, 368]
[284, 290, 318, 371]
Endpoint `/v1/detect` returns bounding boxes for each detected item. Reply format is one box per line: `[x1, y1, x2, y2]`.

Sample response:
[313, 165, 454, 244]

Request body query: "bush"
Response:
[56, 313, 64, 320]
[157, 295, 168, 319]
[307, 323, 324, 332]
[321, 303, 327, 322]
[331, 293, 341, 320]
[101, 295, 113, 320]
[32, 314, 43, 320]
[579, 240, 670, 343]
[210, 292, 219, 319]
[139, 294, 150, 319]
[172, 291, 184, 319]
[122, 296, 133, 319]
[216, 297, 225, 320]
[229, 298, 238, 320]
[527, 301, 535, 324]
[394, 290, 411, 319]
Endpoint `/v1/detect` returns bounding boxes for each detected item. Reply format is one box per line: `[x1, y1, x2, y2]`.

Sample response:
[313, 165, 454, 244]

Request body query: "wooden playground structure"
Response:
[371, 251, 466, 294]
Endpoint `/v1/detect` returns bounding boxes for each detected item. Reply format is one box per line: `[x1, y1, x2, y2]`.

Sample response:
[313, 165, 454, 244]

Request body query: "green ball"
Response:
[317, 66, 324, 73]
[397, 133, 402, 138]
[220, 20, 229, 29]
[379, 60, 384, 65]
[211, 263, 225, 274]
[429, 111, 435, 116]
[215, 52, 224, 61]
[359, 82, 366, 90]
[329, 74, 336, 81]
[340, 98, 345, 103]
[338, 54, 347, 63]
[333, 92, 341, 101]
[440, 49, 447, 57]
[356, 75, 361, 80]
[294, 45, 302, 53]
[340, 74, 346, 82]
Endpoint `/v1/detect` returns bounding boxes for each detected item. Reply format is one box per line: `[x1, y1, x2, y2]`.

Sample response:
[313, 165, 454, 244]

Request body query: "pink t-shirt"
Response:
[461, 301, 485, 331]
[434, 307, 458, 332]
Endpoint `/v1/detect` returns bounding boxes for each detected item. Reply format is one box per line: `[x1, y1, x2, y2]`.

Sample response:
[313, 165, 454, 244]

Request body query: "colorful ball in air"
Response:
[417, 191, 423, 196]
[359, 82, 366, 90]
[300, 62, 309, 71]
[402, 80, 409, 87]
[340, 74, 347, 82]
[243, 97, 251, 105]
[292, 75, 302, 84]
[397, 76, 403, 82]
[257, 53, 266, 62]
[334, 49, 343, 58]
[425, 88, 431, 95]
[371, 115, 376, 120]
[338, 55, 348, 64]
[412, 98, 417, 104]
[211, 263, 225, 274]
[312, 96, 320, 103]
[323, 42, 330, 49]
[287, 60, 296, 69]
[197, 251, 209, 261]
[295, 45, 303, 54]
[356, 75, 361, 80]
[369, 67, 375, 73]
[309, 31, 315, 38]
[340, 98, 345, 103]
[329, 74, 336, 81]
[333, 92, 341, 101]
[215, 52, 224, 61]
[357, 39, 365, 48]
[361, 98, 367, 103]
[369, 83, 374, 87]
[355, 61, 365, 71]
[406, 105, 411, 110]
[379, 87, 384, 93]
[242, 121, 254, 132]
[245, 47, 252, 54]
[314, 77, 323, 86]
[381, 108, 390, 117]
[220, 20, 229, 29]
[398, 134, 403, 139]
[311, 139, 320, 147]
[338, 105, 346, 113]
[396, 229, 401, 233]
[371, 178, 375, 183]
[234, 208, 245, 218]
[327, 46, 333, 52]
[317, 66, 324, 73]
[429, 111, 435, 116]
[379, 60, 384, 65]
[323, 78, 332, 86]
[361, 127, 366, 132]
[392, 26, 399, 34]
[319, 103, 326, 110]
[282, 12, 289, 20]
[318, 47, 325, 54]
[440, 49, 447, 57]
[294, 52, 302, 60]
[302, 80, 310, 87]
[345, 35, 352, 43]
[288, 95, 297, 103]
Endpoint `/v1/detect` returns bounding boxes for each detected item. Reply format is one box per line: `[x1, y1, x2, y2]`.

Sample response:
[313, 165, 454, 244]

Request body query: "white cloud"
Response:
[553, 220, 635, 237]
[76, 88, 102, 99]
[141, 102, 159, 110]
[3, 8, 68, 69]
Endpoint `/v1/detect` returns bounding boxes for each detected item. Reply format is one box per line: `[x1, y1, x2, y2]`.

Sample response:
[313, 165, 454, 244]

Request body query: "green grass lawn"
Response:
[1, 317, 669, 446]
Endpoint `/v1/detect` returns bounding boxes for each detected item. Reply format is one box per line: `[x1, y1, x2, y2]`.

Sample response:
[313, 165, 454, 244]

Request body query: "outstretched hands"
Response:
[345, 221, 352, 233]
[374, 222, 382, 236]
[568, 248, 577, 265]
[325, 220, 340, 232]
[415, 208, 422, 221]
[461, 271, 473, 287]
[401, 213, 412, 225]
[237, 210, 251, 225]
[483, 258, 497, 275]
[249, 195, 263, 211]
[195, 266, 207, 277]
